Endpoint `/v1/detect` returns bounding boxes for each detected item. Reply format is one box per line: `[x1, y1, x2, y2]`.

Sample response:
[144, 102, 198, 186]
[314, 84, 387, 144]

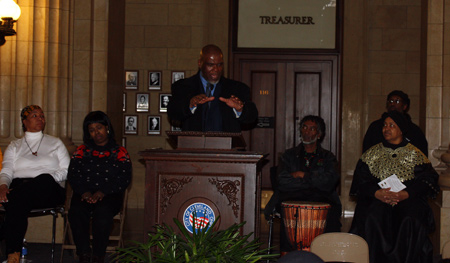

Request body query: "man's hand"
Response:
[219, 95, 244, 112]
[190, 94, 214, 108]
[0, 184, 10, 203]
[291, 171, 305, 179]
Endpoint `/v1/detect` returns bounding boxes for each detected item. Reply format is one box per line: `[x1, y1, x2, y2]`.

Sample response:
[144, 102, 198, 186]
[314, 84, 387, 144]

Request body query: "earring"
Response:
[107, 130, 110, 134]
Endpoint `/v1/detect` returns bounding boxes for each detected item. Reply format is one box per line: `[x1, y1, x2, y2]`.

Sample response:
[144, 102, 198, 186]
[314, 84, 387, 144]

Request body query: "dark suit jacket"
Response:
[168, 71, 258, 132]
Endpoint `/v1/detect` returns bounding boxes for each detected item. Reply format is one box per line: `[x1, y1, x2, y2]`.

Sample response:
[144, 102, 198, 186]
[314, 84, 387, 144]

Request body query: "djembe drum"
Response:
[281, 201, 331, 251]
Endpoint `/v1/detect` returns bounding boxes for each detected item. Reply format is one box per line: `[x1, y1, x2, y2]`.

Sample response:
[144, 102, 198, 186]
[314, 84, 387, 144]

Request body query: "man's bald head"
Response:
[198, 44, 224, 84]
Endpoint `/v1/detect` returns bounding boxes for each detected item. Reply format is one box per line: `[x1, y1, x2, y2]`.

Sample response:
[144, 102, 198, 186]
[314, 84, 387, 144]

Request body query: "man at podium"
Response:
[168, 44, 258, 132]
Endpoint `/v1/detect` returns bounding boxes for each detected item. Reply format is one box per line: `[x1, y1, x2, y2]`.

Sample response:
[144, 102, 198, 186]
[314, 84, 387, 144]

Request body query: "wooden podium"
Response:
[139, 132, 266, 240]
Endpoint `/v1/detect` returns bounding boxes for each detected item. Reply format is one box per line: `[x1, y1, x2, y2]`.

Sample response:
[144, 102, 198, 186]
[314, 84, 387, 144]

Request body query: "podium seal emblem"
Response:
[183, 202, 215, 233]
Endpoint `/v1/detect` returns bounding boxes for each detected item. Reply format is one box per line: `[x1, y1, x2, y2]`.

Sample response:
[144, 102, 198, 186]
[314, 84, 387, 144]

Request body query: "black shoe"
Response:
[79, 253, 91, 263]
[92, 255, 105, 263]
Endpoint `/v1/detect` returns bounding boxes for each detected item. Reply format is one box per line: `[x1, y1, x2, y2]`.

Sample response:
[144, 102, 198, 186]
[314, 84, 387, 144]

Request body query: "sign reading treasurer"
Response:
[237, 0, 336, 49]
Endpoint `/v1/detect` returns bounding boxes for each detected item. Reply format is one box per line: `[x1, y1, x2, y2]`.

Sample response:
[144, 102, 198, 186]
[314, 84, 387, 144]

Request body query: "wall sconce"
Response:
[0, 0, 21, 46]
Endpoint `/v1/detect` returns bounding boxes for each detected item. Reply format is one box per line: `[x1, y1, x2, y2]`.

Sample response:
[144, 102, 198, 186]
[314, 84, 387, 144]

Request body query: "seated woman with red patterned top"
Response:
[68, 111, 132, 263]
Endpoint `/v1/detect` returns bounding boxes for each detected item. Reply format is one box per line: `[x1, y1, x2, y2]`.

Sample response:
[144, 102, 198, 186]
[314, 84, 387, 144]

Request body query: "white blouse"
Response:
[0, 131, 70, 187]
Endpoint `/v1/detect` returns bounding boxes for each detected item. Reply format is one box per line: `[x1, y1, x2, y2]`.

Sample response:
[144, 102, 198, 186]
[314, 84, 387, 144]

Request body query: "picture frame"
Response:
[159, 93, 172, 113]
[136, 93, 150, 112]
[147, 115, 161, 135]
[171, 125, 182, 132]
[125, 70, 138, 90]
[124, 115, 138, 135]
[148, 71, 162, 90]
[123, 93, 126, 112]
[171, 71, 185, 84]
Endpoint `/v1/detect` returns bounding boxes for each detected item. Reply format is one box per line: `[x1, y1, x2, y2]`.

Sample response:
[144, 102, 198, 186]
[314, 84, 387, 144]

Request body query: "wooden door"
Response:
[233, 54, 340, 189]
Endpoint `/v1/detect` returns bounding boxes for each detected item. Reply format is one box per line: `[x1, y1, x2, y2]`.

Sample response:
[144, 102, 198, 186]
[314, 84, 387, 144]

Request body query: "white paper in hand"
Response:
[378, 174, 406, 193]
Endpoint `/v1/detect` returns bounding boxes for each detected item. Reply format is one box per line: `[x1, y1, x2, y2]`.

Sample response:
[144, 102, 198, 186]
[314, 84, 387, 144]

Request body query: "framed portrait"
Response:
[136, 93, 150, 112]
[124, 115, 138, 135]
[125, 70, 138, 90]
[159, 93, 172, 113]
[171, 125, 182, 132]
[147, 115, 161, 135]
[171, 71, 185, 84]
[148, 71, 162, 90]
[123, 93, 126, 112]
[122, 137, 126, 148]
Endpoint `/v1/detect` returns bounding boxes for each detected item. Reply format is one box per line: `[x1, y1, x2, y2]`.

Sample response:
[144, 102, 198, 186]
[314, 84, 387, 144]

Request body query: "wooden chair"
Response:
[310, 232, 369, 263]
[59, 187, 129, 262]
[442, 240, 450, 259]
[0, 205, 65, 263]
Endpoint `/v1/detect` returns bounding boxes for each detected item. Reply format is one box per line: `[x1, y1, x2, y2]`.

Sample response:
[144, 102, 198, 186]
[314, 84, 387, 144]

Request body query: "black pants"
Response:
[3, 174, 65, 254]
[68, 192, 122, 257]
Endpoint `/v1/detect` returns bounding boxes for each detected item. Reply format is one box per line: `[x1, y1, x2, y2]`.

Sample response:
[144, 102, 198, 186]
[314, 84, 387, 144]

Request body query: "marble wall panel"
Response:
[369, 6, 407, 28]
[368, 51, 407, 73]
[407, 6, 422, 29]
[428, 24, 444, 55]
[144, 26, 191, 48]
[126, 4, 168, 25]
[381, 73, 420, 95]
[168, 3, 206, 26]
[427, 55, 443, 86]
[406, 51, 421, 73]
[382, 28, 420, 51]
[429, 0, 444, 24]
[369, 28, 383, 51]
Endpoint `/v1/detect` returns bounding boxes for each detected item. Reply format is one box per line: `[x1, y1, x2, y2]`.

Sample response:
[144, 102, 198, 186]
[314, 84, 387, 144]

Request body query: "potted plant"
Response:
[113, 216, 278, 262]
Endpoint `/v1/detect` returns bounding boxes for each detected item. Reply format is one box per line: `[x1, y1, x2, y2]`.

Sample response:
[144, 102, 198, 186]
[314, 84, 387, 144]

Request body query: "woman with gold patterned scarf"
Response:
[0, 105, 70, 263]
[349, 110, 439, 263]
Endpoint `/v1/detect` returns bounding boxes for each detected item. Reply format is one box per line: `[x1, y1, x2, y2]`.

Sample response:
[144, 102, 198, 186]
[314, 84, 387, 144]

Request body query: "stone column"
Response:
[0, 0, 75, 153]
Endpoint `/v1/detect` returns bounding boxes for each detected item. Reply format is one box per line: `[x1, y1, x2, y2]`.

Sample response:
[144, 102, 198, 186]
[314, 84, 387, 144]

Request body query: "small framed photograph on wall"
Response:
[125, 70, 138, 90]
[123, 93, 126, 112]
[171, 71, 185, 84]
[159, 93, 172, 113]
[124, 115, 138, 135]
[147, 115, 161, 135]
[136, 93, 149, 112]
[171, 125, 182, 132]
[148, 71, 162, 90]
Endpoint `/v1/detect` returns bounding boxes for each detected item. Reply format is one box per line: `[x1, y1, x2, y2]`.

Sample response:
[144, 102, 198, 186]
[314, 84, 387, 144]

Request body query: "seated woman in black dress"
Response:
[350, 111, 439, 263]
[68, 111, 132, 263]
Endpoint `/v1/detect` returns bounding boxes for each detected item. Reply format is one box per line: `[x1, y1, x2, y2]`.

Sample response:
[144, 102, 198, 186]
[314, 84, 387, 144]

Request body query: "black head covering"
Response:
[382, 110, 408, 135]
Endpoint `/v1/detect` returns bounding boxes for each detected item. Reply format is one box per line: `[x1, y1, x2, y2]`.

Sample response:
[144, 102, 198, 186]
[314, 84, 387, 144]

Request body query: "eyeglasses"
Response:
[388, 99, 402, 104]
[301, 125, 317, 132]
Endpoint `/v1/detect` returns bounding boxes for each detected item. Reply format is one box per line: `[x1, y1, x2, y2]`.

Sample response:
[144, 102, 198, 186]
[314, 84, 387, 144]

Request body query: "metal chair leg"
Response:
[266, 208, 276, 263]
[51, 209, 57, 263]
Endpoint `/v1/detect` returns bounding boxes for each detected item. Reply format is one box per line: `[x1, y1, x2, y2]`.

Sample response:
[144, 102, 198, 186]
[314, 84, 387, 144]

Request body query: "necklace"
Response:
[24, 134, 44, 156]
[304, 151, 316, 167]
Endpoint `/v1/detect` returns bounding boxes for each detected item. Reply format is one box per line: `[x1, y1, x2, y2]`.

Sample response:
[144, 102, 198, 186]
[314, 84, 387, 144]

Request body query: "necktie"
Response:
[206, 83, 213, 107]
[206, 83, 213, 97]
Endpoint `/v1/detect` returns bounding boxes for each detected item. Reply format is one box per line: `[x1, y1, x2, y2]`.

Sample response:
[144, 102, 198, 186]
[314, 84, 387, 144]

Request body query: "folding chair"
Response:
[0, 205, 65, 263]
[60, 188, 129, 262]
[310, 232, 369, 263]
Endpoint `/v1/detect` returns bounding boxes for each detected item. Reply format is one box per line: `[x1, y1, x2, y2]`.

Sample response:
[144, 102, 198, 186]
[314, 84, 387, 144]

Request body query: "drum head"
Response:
[281, 201, 331, 209]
